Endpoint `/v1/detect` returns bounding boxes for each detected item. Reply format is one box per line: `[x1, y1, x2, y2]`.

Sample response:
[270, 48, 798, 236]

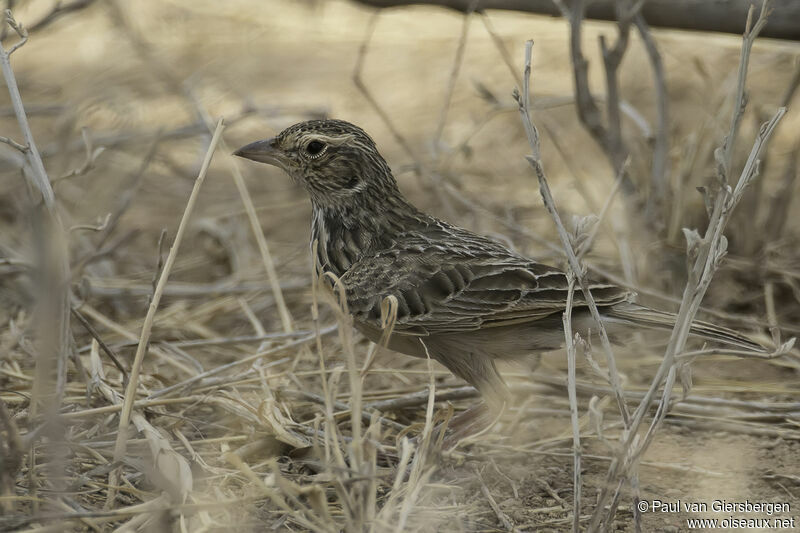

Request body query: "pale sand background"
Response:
[1, 0, 799, 530]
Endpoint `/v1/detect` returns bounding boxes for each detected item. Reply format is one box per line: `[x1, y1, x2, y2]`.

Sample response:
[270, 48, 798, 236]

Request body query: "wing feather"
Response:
[341, 227, 631, 336]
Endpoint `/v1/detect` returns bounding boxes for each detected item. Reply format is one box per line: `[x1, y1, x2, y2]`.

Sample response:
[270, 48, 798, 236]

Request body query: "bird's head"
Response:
[234, 119, 399, 210]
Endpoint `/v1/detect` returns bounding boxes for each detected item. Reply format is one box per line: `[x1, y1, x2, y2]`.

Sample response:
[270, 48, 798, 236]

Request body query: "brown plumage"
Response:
[234, 119, 761, 405]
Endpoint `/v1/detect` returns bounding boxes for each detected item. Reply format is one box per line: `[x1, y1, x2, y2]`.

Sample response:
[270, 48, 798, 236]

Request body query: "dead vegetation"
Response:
[1, 0, 800, 531]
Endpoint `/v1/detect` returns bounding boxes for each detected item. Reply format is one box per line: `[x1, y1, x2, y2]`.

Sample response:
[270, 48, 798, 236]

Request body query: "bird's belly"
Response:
[354, 322, 429, 359]
[354, 313, 571, 362]
[432, 319, 567, 360]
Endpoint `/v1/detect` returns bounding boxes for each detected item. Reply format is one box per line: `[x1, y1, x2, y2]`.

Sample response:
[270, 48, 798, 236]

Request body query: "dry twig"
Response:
[515, 40, 630, 427]
[107, 119, 225, 505]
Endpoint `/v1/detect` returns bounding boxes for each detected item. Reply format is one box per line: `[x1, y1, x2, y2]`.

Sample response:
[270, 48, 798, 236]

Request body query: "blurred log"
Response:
[352, 0, 800, 41]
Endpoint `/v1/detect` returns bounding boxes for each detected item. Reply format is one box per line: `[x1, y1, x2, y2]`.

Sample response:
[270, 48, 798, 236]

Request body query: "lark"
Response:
[235, 119, 760, 407]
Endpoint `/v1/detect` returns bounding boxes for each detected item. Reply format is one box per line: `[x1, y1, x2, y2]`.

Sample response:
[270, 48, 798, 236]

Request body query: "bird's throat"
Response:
[310, 196, 420, 280]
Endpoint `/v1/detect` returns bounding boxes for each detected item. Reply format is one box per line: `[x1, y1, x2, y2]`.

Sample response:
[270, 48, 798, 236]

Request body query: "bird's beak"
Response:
[233, 138, 286, 168]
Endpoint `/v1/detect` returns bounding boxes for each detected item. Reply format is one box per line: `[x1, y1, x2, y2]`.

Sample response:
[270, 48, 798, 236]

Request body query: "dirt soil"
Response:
[1, 0, 800, 531]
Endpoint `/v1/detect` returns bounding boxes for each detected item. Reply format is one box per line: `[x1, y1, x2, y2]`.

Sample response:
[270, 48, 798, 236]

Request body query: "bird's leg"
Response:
[416, 351, 509, 449]
[436, 399, 505, 450]
[406, 396, 505, 454]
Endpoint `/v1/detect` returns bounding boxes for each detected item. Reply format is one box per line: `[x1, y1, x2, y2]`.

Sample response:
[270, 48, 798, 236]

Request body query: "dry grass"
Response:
[1, 0, 800, 531]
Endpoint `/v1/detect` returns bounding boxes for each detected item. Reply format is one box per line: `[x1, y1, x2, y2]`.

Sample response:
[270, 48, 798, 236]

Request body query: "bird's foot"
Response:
[405, 402, 499, 452]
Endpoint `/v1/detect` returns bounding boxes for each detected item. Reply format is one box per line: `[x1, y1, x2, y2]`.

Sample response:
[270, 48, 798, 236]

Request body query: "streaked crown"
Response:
[236, 119, 400, 209]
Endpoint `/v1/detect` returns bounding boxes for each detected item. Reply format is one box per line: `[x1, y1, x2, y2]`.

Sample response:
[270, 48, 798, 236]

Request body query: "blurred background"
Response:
[1, 0, 799, 531]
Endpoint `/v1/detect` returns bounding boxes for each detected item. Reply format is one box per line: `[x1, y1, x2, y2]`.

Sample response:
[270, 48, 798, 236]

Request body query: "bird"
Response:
[234, 119, 761, 412]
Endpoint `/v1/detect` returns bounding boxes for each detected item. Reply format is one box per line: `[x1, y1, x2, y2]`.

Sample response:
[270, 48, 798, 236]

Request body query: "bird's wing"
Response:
[340, 233, 631, 336]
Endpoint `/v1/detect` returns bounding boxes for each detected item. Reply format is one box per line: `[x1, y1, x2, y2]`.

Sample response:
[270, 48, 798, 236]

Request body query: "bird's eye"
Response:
[305, 140, 326, 157]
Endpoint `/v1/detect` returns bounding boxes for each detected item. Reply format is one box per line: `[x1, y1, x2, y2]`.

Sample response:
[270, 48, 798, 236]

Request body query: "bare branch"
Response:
[515, 40, 630, 426]
[0, 134, 25, 152]
[432, 1, 476, 152]
[26, 0, 98, 34]
[598, 1, 635, 173]
[562, 276, 582, 533]
[0, 11, 52, 206]
[3, 9, 27, 56]
[591, 104, 788, 533]
[634, 13, 670, 219]
[70, 307, 129, 386]
[590, 39, 786, 533]
[352, 0, 800, 40]
[563, 0, 637, 195]
[719, 1, 772, 184]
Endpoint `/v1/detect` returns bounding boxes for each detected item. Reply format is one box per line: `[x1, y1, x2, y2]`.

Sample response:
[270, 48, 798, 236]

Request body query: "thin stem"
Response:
[108, 119, 225, 502]
[562, 276, 582, 533]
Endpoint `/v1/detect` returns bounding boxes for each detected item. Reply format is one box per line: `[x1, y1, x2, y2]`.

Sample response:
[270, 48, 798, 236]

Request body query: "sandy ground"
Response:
[1, 0, 800, 531]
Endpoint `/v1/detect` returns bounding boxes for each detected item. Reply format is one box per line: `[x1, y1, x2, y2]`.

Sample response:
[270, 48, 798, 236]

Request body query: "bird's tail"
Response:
[603, 302, 764, 352]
